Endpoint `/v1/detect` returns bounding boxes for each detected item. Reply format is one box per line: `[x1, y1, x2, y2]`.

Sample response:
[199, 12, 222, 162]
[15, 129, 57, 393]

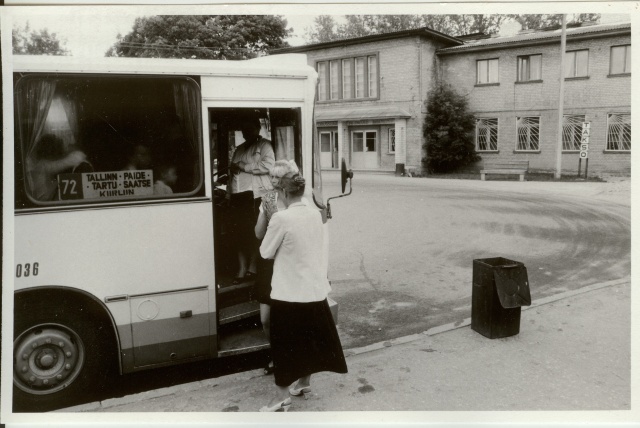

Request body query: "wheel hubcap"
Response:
[14, 325, 85, 395]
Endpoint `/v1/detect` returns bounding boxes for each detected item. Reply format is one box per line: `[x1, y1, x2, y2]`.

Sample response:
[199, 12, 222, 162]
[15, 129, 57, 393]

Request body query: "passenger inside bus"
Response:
[27, 133, 87, 201]
[228, 112, 275, 285]
[123, 144, 153, 171]
[153, 163, 178, 195]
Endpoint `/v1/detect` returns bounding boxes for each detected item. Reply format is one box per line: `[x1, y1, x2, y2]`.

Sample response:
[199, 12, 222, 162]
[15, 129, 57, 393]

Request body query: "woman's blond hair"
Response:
[270, 159, 299, 179]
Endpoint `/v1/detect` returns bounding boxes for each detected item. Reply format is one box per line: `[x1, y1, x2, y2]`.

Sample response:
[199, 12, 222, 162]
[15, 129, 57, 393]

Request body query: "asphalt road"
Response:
[21, 173, 630, 412]
[322, 172, 630, 349]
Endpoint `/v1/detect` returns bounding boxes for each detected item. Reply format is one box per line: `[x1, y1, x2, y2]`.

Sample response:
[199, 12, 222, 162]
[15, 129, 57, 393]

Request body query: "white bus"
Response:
[7, 54, 352, 411]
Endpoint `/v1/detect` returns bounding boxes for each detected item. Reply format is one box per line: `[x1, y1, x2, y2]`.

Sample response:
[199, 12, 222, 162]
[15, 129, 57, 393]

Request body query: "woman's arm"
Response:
[43, 151, 86, 174]
[243, 140, 275, 176]
[259, 213, 284, 259]
[255, 211, 268, 239]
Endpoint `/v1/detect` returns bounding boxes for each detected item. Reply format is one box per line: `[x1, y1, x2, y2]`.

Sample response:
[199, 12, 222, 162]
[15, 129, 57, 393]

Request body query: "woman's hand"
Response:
[263, 196, 278, 222]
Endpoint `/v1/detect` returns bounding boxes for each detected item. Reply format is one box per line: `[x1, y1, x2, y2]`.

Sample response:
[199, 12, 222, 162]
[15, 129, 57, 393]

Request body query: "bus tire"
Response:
[13, 294, 117, 412]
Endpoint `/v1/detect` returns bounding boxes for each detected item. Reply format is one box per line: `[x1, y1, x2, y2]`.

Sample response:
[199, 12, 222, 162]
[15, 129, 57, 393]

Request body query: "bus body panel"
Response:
[201, 75, 307, 102]
[15, 201, 216, 370]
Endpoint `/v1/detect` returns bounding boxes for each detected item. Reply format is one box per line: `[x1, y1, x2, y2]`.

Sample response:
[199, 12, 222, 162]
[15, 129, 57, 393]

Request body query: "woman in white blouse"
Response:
[258, 170, 347, 412]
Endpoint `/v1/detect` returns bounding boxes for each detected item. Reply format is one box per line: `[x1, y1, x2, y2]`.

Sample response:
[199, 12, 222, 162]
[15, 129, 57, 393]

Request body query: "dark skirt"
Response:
[229, 192, 261, 252]
[254, 256, 273, 305]
[270, 298, 348, 387]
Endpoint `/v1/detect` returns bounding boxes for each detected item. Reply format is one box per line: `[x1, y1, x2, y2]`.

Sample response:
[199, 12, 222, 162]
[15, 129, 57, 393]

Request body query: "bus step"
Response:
[218, 323, 270, 357]
[219, 300, 260, 325]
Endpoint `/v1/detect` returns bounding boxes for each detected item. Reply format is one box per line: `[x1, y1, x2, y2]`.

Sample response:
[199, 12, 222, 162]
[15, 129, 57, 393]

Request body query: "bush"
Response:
[422, 84, 480, 174]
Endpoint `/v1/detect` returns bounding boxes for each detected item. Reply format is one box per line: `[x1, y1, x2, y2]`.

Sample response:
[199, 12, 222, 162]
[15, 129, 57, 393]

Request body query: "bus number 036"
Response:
[16, 263, 39, 278]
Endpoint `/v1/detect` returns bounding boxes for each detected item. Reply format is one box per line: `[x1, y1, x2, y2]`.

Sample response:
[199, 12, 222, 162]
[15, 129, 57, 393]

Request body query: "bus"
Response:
[7, 54, 353, 411]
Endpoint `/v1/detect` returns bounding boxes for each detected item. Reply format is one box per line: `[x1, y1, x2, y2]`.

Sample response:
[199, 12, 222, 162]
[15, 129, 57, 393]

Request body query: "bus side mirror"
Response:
[327, 158, 354, 219]
[341, 158, 354, 194]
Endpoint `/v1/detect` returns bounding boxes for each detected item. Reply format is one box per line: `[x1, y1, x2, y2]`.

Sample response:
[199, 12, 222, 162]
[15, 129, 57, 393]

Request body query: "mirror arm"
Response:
[326, 179, 353, 220]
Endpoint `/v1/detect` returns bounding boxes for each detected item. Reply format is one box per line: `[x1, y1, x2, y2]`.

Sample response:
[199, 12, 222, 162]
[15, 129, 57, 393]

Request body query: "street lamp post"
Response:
[554, 14, 567, 179]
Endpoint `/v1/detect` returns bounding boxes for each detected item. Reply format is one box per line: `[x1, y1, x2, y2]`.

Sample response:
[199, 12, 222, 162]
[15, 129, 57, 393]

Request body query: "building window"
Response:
[565, 50, 589, 78]
[355, 57, 366, 98]
[330, 60, 340, 100]
[476, 118, 498, 151]
[516, 116, 540, 151]
[388, 128, 396, 153]
[562, 115, 586, 151]
[477, 58, 499, 84]
[342, 59, 352, 98]
[517, 54, 542, 81]
[607, 113, 631, 151]
[610, 45, 631, 75]
[368, 56, 378, 98]
[317, 54, 378, 101]
[317, 62, 327, 101]
[352, 131, 377, 152]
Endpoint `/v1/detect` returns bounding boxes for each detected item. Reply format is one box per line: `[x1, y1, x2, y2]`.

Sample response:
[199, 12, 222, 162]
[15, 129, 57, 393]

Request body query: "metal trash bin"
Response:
[471, 257, 531, 339]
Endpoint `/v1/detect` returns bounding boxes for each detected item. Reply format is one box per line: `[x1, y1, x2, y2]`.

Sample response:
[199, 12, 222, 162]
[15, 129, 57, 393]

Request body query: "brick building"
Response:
[274, 20, 631, 176]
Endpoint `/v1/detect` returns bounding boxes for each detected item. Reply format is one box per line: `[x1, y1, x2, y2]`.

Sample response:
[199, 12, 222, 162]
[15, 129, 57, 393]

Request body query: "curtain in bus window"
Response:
[275, 126, 295, 160]
[173, 81, 199, 151]
[20, 79, 57, 197]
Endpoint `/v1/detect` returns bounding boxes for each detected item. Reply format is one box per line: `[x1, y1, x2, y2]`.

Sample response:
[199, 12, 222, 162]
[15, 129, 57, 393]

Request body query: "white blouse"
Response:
[260, 202, 331, 303]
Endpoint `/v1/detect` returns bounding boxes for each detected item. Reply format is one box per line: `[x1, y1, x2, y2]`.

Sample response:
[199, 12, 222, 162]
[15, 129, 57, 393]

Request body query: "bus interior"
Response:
[209, 107, 302, 355]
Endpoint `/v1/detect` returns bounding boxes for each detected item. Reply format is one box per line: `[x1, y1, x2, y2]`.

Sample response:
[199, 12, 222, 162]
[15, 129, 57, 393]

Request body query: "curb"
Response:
[57, 276, 630, 412]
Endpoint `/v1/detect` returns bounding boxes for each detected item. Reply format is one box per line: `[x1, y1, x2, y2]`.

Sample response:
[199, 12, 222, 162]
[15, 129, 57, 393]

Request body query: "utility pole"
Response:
[554, 14, 567, 179]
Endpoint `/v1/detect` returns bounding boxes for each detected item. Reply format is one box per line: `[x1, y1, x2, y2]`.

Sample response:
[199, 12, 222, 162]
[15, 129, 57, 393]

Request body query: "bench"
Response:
[480, 161, 529, 181]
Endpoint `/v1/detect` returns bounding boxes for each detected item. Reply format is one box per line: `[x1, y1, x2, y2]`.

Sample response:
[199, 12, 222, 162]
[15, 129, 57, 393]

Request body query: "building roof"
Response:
[437, 21, 630, 55]
[272, 27, 463, 54]
[316, 105, 411, 122]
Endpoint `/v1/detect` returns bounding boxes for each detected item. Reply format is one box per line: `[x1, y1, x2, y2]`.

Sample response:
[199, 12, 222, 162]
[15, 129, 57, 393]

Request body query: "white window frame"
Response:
[517, 54, 542, 82]
[516, 116, 541, 151]
[368, 56, 378, 98]
[565, 50, 589, 78]
[476, 118, 499, 152]
[329, 60, 340, 100]
[351, 130, 378, 152]
[319, 131, 333, 153]
[606, 113, 631, 151]
[610, 45, 631, 75]
[317, 62, 327, 101]
[562, 115, 586, 151]
[388, 128, 396, 153]
[476, 58, 499, 84]
[342, 59, 352, 99]
[355, 57, 366, 99]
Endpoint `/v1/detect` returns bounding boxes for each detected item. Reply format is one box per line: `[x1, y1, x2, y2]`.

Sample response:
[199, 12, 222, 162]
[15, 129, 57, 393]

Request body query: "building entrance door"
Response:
[352, 130, 378, 169]
[320, 131, 339, 168]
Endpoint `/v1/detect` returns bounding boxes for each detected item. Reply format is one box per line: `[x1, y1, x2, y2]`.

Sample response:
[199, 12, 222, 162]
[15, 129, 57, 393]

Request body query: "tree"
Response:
[304, 14, 508, 43]
[304, 15, 340, 43]
[106, 15, 292, 59]
[512, 13, 600, 30]
[422, 85, 480, 174]
[12, 22, 70, 55]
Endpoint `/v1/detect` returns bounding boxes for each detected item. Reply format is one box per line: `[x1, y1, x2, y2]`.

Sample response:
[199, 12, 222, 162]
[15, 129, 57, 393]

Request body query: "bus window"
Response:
[14, 76, 203, 208]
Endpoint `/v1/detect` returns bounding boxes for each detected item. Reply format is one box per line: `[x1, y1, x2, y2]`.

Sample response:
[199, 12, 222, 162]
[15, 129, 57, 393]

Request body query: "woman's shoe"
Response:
[263, 362, 275, 375]
[231, 277, 244, 285]
[289, 384, 311, 400]
[259, 397, 291, 412]
[244, 271, 257, 281]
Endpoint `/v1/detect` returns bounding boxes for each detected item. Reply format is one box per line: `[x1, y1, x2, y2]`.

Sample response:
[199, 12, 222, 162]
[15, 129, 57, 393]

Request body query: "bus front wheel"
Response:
[13, 301, 116, 411]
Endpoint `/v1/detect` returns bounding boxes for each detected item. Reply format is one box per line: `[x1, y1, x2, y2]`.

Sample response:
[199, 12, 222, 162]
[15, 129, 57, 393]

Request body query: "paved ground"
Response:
[57, 276, 631, 423]
[322, 173, 631, 349]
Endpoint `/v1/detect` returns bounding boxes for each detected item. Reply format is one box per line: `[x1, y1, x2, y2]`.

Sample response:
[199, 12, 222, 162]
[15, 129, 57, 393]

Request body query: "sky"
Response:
[10, 13, 325, 57]
[8, 11, 630, 58]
